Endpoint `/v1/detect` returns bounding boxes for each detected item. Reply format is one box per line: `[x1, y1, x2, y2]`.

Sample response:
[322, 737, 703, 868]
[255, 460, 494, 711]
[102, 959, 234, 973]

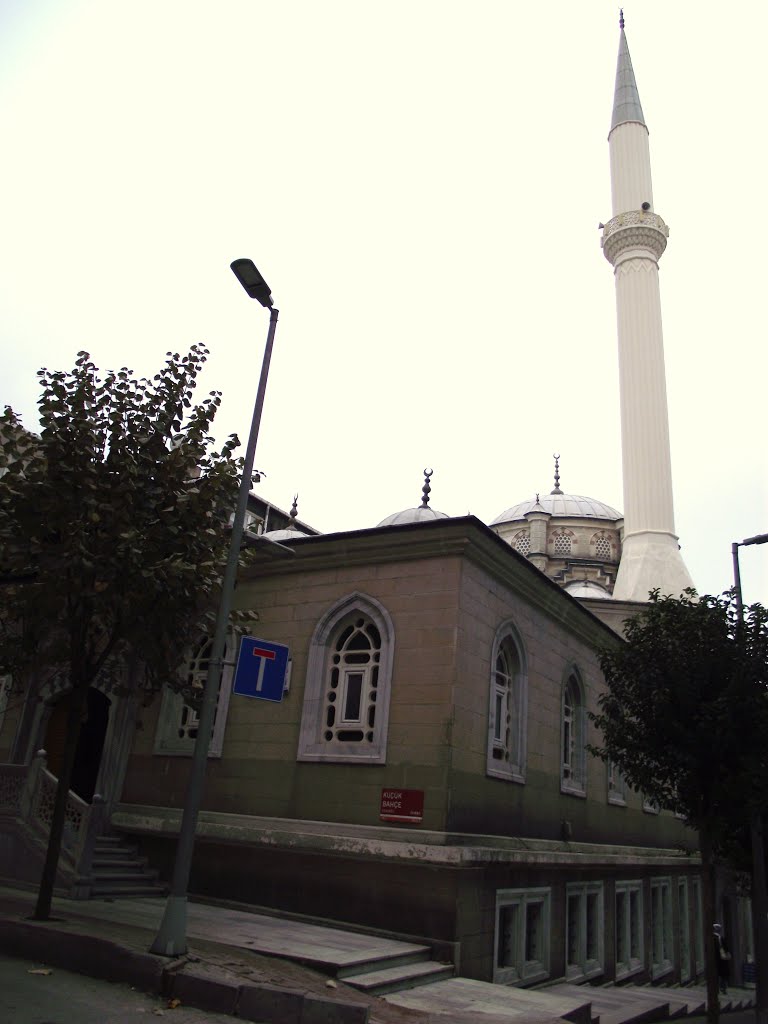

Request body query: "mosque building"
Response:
[2, 14, 744, 995]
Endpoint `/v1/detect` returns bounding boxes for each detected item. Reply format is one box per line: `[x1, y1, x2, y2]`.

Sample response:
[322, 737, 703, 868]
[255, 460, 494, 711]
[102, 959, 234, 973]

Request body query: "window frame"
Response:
[608, 761, 627, 805]
[494, 887, 551, 986]
[486, 621, 528, 783]
[561, 668, 587, 796]
[678, 877, 692, 983]
[650, 876, 673, 979]
[615, 879, 645, 980]
[566, 881, 605, 981]
[297, 592, 395, 764]
[154, 632, 237, 758]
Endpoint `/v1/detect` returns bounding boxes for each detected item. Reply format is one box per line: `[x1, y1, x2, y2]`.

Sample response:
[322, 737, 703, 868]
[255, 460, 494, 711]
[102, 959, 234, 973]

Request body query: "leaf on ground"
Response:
[167, 997, 181, 1008]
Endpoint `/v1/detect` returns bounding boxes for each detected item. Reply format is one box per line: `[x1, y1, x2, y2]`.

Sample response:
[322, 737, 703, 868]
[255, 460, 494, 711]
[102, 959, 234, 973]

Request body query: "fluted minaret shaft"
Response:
[602, 19, 694, 602]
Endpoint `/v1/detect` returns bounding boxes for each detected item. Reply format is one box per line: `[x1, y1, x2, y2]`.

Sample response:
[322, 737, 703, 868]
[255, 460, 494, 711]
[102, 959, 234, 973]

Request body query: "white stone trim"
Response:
[297, 592, 394, 764]
[486, 620, 527, 783]
[561, 666, 587, 797]
[494, 887, 551, 986]
[615, 879, 644, 980]
[650, 876, 673, 980]
[566, 881, 604, 981]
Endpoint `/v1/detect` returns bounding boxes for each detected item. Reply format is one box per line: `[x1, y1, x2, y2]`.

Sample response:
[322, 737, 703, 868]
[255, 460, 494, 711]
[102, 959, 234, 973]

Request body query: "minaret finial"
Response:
[551, 454, 563, 495]
[420, 468, 433, 508]
[619, 8, 624, 30]
[289, 494, 298, 525]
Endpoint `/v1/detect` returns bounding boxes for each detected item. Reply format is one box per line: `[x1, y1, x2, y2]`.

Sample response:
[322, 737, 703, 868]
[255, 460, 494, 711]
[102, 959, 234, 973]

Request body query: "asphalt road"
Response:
[0, 953, 243, 1024]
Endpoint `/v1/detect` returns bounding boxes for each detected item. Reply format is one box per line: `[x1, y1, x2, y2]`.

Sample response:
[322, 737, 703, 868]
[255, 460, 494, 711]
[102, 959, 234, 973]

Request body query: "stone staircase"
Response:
[385, 979, 756, 1023]
[337, 942, 455, 995]
[85, 834, 167, 899]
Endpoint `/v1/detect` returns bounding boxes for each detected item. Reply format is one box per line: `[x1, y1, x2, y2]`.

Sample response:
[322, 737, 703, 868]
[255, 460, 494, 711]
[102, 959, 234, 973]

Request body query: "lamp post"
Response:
[150, 260, 279, 956]
[732, 532, 768, 1024]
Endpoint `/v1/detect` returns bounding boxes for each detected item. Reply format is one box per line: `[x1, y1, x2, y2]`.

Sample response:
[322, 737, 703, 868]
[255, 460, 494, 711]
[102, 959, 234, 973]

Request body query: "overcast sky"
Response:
[1, 0, 766, 605]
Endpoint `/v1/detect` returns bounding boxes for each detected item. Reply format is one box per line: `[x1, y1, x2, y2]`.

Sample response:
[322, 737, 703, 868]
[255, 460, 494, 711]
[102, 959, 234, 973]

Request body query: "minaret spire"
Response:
[611, 12, 645, 132]
[601, 17, 694, 601]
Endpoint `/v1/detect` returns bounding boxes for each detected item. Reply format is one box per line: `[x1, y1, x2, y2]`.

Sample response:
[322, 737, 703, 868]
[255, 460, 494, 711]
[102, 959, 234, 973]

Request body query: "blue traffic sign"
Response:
[232, 636, 289, 703]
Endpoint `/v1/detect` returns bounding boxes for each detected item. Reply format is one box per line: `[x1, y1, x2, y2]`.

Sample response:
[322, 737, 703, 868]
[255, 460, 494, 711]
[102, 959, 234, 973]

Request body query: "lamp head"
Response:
[230, 259, 273, 307]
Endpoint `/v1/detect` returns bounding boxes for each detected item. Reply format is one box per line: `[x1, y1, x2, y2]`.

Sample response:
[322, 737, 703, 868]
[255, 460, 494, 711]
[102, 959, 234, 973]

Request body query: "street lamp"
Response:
[731, 531, 768, 1024]
[732, 533, 768, 622]
[150, 260, 279, 956]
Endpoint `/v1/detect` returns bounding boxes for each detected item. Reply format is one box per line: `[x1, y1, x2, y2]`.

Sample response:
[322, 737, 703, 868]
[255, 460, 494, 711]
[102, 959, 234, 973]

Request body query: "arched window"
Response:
[591, 531, 615, 560]
[561, 669, 586, 794]
[298, 593, 394, 763]
[512, 530, 530, 556]
[487, 622, 527, 782]
[552, 530, 574, 556]
[154, 632, 237, 758]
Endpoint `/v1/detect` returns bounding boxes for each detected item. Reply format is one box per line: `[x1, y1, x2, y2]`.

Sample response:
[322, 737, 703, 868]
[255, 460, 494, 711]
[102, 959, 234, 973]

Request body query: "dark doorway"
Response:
[43, 688, 111, 803]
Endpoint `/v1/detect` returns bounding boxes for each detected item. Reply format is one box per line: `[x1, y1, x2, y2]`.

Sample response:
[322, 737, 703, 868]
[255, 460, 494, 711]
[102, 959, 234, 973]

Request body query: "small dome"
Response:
[377, 506, 450, 528]
[491, 493, 622, 526]
[377, 468, 449, 528]
[262, 527, 310, 542]
[564, 579, 612, 599]
[262, 493, 311, 542]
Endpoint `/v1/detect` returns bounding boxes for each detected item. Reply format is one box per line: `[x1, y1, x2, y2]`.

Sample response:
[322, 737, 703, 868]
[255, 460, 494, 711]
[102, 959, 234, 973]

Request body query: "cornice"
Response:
[113, 805, 699, 870]
[238, 517, 619, 649]
[601, 210, 668, 265]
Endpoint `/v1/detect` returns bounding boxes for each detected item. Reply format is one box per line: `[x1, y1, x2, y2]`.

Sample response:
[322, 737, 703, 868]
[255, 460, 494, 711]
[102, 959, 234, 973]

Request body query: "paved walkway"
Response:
[0, 884, 753, 1024]
[0, 884, 570, 1024]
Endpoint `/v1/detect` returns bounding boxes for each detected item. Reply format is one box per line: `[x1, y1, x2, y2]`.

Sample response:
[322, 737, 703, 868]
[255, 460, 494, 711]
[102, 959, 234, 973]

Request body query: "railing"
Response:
[0, 750, 106, 890]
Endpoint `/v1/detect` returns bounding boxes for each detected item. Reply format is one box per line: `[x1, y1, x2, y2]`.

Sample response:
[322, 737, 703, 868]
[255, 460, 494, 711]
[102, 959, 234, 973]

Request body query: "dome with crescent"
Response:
[377, 469, 450, 528]
[490, 457, 624, 598]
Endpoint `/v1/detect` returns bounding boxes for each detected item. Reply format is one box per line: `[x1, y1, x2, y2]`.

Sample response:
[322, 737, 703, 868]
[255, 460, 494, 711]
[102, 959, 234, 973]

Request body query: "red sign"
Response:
[380, 788, 424, 824]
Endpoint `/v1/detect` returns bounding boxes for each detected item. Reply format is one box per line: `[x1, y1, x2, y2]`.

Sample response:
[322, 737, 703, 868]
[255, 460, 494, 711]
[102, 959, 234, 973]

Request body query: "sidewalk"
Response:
[0, 885, 567, 1024]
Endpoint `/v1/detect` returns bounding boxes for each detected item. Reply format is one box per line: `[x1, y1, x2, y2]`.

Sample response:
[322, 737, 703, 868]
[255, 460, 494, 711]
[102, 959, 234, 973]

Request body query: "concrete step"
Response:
[546, 983, 670, 1024]
[90, 871, 160, 885]
[335, 947, 432, 979]
[624, 984, 702, 1018]
[93, 846, 142, 858]
[346, 959, 454, 995]
[91, 860, 152, 876]
[89, 883, 167, 898]
[386, 977, 594, 1024]
[675, 983, 755, 1012]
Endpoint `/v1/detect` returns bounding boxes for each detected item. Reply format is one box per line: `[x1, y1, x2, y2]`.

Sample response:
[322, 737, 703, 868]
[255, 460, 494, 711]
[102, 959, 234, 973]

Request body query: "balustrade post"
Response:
[72, 793, 106, 899]
[20, 750, 46, 821]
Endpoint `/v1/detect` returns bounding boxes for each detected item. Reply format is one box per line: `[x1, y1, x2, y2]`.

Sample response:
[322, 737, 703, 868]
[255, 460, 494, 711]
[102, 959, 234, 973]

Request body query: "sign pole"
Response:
[150, 307, 279, 956]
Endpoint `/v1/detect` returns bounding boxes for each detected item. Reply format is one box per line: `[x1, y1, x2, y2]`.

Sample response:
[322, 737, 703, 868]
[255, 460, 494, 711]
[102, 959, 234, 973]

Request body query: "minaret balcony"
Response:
[601, 210, 669, 265]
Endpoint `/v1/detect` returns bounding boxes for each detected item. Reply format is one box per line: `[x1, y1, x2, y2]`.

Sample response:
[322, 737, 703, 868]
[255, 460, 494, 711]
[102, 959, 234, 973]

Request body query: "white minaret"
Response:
[602, 12, 694, 602]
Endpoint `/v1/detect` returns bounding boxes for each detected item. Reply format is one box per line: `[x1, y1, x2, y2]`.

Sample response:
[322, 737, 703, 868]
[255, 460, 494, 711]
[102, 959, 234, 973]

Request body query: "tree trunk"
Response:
[701, 829, 721, 1024]
[32, 681, 88, 920]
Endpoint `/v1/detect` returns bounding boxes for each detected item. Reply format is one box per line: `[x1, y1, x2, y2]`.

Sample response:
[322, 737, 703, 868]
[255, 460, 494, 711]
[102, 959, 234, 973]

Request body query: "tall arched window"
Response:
[154, 632, 237, 757]
[561, 669, 586, 794]
[487, 622, 527, 782]
[298, 593, 395, 763]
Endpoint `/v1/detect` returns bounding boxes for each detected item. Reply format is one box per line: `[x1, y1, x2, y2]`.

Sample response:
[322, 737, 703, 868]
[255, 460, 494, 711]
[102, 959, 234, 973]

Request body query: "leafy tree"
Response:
[589, 590, 768, 1024]
[0, 347, 245, 919]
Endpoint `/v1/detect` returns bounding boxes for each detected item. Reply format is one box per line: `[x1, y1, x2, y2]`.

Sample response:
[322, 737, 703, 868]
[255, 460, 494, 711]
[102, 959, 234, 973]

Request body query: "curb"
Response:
[0, 916, 369, 1023]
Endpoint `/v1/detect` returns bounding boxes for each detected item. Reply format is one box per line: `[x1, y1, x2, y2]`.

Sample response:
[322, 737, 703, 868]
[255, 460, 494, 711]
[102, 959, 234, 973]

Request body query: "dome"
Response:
[377, 506, 450, 528]
[491, 492, 622, 526]
[262, 527, 310, 542]
[563, 579, 612, 599]
[377, 468, 449, 528]
[262, 494, 312, 542]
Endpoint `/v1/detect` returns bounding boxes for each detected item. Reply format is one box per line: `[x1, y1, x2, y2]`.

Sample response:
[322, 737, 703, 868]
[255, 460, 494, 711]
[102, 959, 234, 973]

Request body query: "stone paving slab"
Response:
[21, 890, 429, 971]
[385, 978, 592, 1024]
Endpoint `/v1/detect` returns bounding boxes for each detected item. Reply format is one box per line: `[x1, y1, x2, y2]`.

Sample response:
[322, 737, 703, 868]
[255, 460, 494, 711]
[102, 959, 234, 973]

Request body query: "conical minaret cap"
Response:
[610, 13, 646, 132]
